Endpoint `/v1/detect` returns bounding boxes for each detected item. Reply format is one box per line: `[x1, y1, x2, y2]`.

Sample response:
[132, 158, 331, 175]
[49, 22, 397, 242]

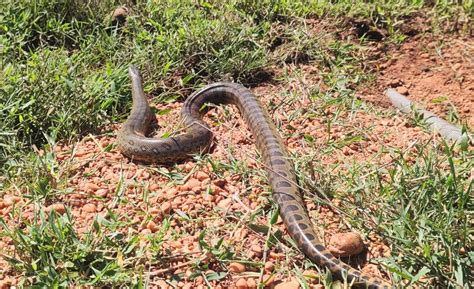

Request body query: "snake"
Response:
[117, 66, 394, 289]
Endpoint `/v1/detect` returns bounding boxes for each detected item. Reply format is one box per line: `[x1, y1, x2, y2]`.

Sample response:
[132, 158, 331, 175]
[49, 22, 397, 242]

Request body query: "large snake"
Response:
[117, 66, 394, 289]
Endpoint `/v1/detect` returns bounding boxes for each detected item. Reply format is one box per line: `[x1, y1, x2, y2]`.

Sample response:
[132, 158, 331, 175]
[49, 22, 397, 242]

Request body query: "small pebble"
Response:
[149, 183, 160, 191]
[82, 203, 96, 213]
[183, 178, 201, 191]
[396, 86, 409, 95]
[389, 79, 401, 87]
[328, 232, 365, 257]
[235, 278, 248, 289]
[84, 182, 100, 192]
[146, 220, 158, 233]
[161, 201, 172, 214]
[74, 150, 88, 157]
[141, 228, 152, 235]
[251, 244, 263, 255]
[94, 188, 108, 197]
[45, 203, 66, 215]
[155, 280, 168, 289]
[195, 171, 209, 181]
[213, 179, 227, 188]
[264, 261, 274, 273]
[274, 279, 300, 289]
[228, 262, 246, 273]
[217, 198, 232, 209]
[246, 278, 257, 289]
[3, 195, 20, 206]
[234, 228, 248, 240]
[269, 251, 283, 260]
[166, 188, 178, 199]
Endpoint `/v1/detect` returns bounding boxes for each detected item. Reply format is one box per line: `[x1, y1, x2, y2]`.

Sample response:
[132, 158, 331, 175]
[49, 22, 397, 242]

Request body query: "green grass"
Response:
[334, 141, 472, 287]
[1, 210, 143, 287]
[0, 0, 472, 288]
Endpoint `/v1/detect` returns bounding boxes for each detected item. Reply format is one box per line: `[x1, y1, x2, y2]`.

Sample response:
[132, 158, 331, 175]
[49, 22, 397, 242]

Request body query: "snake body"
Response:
[117, 66, 393, 288]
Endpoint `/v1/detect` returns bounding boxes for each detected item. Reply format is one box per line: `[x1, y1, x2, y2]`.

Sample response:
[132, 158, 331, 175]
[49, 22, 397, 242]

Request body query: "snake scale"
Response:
[117, 66, 393, 289]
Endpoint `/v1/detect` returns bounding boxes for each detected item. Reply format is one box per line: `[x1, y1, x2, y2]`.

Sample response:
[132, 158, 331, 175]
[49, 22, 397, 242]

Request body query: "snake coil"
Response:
[117, 66, 394, 289]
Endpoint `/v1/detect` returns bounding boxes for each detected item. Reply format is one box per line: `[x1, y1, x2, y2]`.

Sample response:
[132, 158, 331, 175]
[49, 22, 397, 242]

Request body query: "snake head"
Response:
[129, 65, 142, 81]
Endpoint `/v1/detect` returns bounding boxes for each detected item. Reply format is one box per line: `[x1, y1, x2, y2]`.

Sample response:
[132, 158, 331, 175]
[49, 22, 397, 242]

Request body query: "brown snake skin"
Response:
[117, 66, 394, 288]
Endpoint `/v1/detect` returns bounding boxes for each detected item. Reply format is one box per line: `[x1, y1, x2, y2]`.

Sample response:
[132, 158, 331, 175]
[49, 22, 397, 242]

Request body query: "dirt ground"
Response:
[1, 32, 471, 288]
[363, 34, 473, 128]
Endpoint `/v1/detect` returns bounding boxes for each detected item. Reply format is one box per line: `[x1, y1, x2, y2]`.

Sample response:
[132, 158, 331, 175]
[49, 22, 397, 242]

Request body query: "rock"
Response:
[161, 201, 172, 215]
[213, 179, 227, 188]
[195, 276, 204, 285]
[203, 193, 215, 202]
[217, 198, 232, 209]
[183, 178, 201, 191]
[269, 251, 284, 260]
[77, 226, 88, 235]
[146, 220, 158, 233]
[236, 278, 248, 289]
[45, 203, 66, 215]
[274, 279, 300, 289]
[141, 171, 150, 180]
[165, 188, 178, 199]
[84, 182, 100, 192]
[264, 261, 274, 273]
[211, 184, 223, 193]
[234, 228, 248, 240]
[251, 244, 263, 256]
[396, 86, 409, 95]
[328, 232, 365, 257]
[141, 228, 152, 235]
[155, 279, 168, 289]
[389, 79, 401, 87]
[195, 171, 209, 181]
[362, 263, 382, 278]
[74, 150, 88, 157]
[82, 203, 96, 213]
[246, 278, 257, 289]
[149, 183, 160, 191]
[228, 262, 246, 273]
[3, 195, 20, 206]
[94, 188, 108, 197]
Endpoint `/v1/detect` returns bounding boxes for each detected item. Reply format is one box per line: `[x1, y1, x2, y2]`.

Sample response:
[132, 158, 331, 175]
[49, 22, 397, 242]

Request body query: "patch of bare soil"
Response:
[363, 34, 474, 128]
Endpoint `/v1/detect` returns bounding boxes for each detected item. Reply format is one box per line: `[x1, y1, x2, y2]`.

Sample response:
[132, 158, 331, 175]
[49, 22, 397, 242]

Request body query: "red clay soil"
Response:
[363, 34, 474, 128]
